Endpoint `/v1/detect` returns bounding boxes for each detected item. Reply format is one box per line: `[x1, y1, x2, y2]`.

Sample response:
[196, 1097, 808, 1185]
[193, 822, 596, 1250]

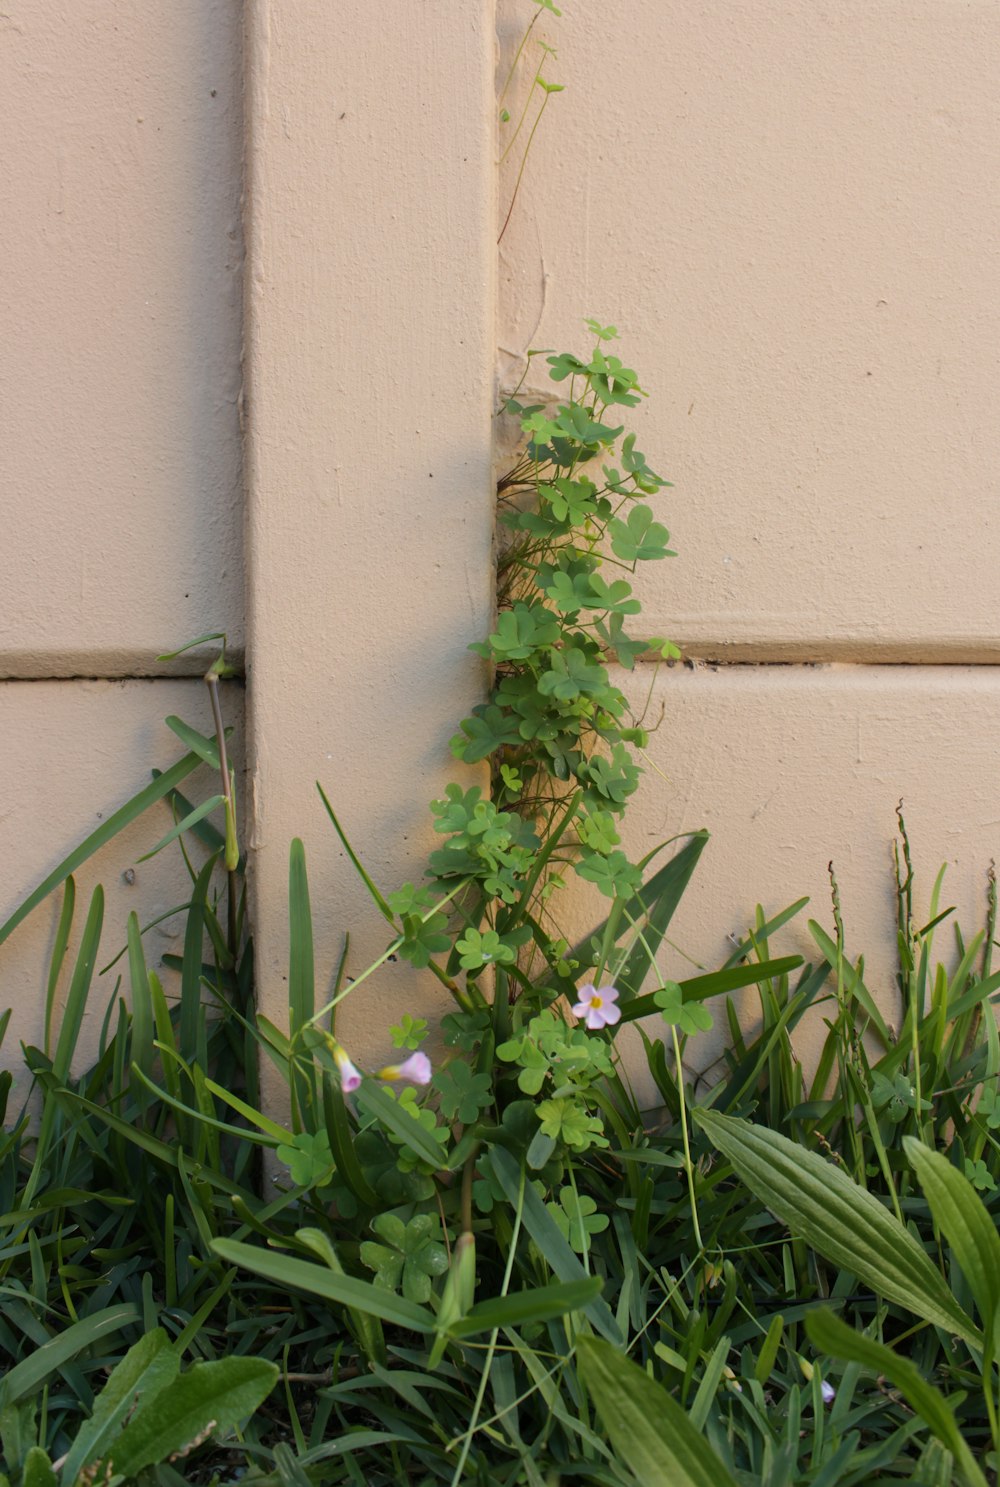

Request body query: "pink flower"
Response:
[332, 1043, 362, 1093]
[571, 983, 621, 1030]
[378, 1051, 433, 1086]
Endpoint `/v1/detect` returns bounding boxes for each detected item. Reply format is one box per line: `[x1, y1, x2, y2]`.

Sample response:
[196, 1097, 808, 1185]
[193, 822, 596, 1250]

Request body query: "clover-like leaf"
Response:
[547, 351, 588, 382]
[540, 476, 598, 525]
[547, 1187, 610, 1252]
[654, 981, 714, 1036]
[390, 1013, 429, 1052]
[434, 1061, 494, 1124]
[455, 927, 517, 971]
[584, 318, 618, 341]
[574, 849, 642, 900]
[609, 504, 675, 563]
[450, 705, 523, 763]
[276, 1130, 335, 1188]
[536, 1098, 608, 1152]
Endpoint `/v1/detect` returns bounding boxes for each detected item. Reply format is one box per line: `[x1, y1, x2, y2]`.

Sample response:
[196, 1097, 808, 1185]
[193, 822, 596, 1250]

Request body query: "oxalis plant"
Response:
[201, 326, 804, 1479]
[1, 325, 999, 1482]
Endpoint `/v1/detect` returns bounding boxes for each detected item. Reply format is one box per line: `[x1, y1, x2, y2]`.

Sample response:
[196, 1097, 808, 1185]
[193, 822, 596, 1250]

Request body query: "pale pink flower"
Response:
[378, 1051, 433, 1086]
[332, 1043, 362, 1093]
[571, 982, 621, 1030]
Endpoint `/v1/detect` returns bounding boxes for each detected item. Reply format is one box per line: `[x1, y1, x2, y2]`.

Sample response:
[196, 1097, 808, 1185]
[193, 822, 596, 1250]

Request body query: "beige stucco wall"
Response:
[1, 0, 244, 679]
[0, 1, 245, 1073]
[242, 1, 496, 1079]
[1, 2, 997, 1086]
[496, 0, 1000, 1064]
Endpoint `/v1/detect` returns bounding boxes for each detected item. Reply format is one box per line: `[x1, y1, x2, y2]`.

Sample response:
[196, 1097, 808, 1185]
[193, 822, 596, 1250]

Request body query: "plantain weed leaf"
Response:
[22, 1449, 56, 1487]
[576, 1336, 738, 1487]
[805, 1309, 988, 1487]
[695, 1109, 980, 1347]
[109, 1356, 278, 1479]
[904, 1137, 1000, 1341]
[58, 1329, 179, 1487]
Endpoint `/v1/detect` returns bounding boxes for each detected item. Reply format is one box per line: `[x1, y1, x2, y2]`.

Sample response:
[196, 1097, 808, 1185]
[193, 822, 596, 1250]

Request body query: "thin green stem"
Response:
[498, 93, 551, 245]
[672, 1022, 704, 1253]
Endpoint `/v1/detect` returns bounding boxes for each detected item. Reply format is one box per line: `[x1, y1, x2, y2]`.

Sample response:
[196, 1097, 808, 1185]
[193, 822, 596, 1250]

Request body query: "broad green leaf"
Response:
[489, 1147, 621, 1343]
[576, 1337, 738, 1487]
[695, 1110, 980, 1347]
[212, 1239, 436, 1332]
[805, 1310, 988, 1487]
[0, 1306, 139, 1409]
[449, 1278, 603, 1337]
[22, 1451, 56, 1487]
[905, 1137, 1000, 1339]
[0, 750, 205, 946]
[110, 1357, 278, 1478]
[59, 1329, 179, 1487]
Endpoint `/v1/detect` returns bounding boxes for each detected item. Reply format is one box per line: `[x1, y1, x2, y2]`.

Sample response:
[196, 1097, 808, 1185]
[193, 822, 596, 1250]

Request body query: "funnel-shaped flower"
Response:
[332, 1042, 362, 1093]
[571, 983, 621, 1030]
[378, 1051, 433, 1086]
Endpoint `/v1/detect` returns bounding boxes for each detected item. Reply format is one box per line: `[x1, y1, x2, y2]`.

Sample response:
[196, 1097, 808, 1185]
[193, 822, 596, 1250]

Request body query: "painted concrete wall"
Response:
[242, 1, 495, 1080]
[498, 0, 1000, 1057]
[1, 1, 997, 1086]
[0, 2, 245, 1070]
[1, 0, 244, 678]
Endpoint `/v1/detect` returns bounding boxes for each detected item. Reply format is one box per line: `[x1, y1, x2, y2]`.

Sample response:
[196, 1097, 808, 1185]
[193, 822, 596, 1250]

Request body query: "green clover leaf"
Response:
[654, 981, 714, 1036]
[434, 1061, 494, 1124]
[275, 1130, 335, 1188]
[547, 1187, 610, 1252]
[389, 1013, 428, 1051]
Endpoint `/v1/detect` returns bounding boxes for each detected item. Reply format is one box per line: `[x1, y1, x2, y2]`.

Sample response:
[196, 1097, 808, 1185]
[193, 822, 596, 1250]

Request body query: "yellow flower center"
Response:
[590, 994, 603, 1009]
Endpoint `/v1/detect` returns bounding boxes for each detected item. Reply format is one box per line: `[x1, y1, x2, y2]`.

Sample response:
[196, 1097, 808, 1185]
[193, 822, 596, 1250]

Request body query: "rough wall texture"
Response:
[0, 2, 245, 1076]
[243, 2, 496, 1077]
[0, 0, 244, 678]
[2, 2, 997, 1088]
[497, 0, 1000, 1053]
